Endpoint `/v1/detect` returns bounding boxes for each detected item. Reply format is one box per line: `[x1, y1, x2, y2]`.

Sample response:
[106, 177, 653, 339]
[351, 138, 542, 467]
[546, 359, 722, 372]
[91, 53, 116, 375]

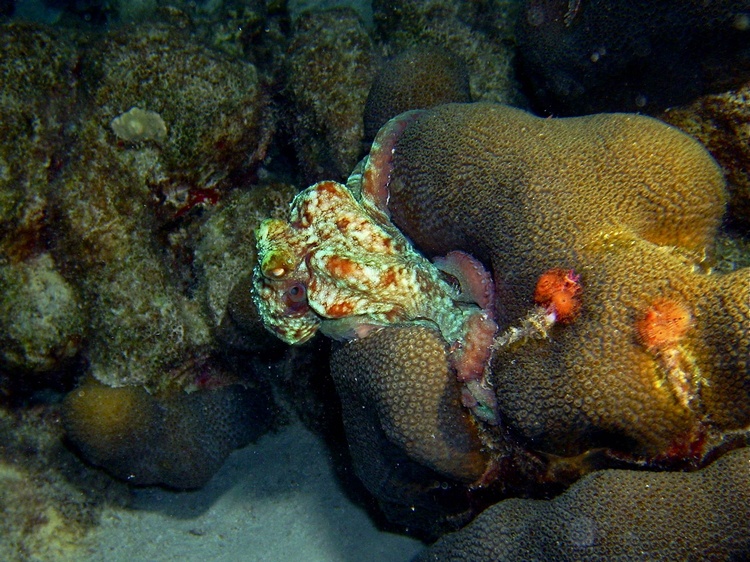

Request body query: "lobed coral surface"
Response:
[417, 445, 750, 560]
[363, 46, 471, 140]
[386, 103, 748, 460]
[2, 2, 750, 560]
[256, 102, 750, 545]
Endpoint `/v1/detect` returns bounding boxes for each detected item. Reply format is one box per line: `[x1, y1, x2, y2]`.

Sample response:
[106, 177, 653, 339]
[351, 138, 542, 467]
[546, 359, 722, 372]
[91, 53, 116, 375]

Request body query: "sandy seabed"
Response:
[82, 422, 423, 562]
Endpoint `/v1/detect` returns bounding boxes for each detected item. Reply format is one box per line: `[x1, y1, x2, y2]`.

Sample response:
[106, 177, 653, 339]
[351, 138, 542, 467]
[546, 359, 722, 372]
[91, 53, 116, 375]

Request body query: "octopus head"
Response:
[252, 218, 320, 344]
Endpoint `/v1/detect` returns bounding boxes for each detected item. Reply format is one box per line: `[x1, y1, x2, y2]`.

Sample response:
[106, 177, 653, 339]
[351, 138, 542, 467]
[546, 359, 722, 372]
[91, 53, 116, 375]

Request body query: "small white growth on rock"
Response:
[110, 107, 167, 143]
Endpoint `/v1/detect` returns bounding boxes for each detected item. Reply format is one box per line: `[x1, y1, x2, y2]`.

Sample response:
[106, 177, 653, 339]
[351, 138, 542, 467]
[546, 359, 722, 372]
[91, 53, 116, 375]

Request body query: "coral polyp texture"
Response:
[283, 9, 375, 184]
[363, 46, 471, 140]
[417, 445, 750, 561]
[387, 103, 748, 459]
[254, 101, 750, 540]
[371, 0, 521, 106]
[63, 378, 271, 489]
[661, 79, 750, 227]
[331, 326, 490, 487]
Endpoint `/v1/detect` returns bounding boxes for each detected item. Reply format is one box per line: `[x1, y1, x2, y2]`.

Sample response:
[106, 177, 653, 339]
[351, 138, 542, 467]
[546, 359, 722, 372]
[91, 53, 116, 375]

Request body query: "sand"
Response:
[83, 422, 424, 562]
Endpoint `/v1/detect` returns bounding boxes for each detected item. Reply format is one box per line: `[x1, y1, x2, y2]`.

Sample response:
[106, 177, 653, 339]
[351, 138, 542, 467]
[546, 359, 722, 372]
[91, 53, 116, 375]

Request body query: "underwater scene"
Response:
[1, 0, 749, 560]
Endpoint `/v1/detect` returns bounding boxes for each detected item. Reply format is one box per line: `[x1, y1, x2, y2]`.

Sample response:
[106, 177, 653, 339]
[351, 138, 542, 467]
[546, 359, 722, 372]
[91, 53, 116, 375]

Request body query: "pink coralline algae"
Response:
[252, 116, 498, 422]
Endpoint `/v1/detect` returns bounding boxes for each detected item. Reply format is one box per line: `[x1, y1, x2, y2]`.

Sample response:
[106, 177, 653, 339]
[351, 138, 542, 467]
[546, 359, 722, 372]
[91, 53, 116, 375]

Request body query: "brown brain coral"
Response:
[416, 445, 750, 561]
[63, 379, 271, 489]
[363, 46, 471, 141]
[330, 324, 497, 534]
[384, 103, 748, 459]
[331, 325, 490, 485]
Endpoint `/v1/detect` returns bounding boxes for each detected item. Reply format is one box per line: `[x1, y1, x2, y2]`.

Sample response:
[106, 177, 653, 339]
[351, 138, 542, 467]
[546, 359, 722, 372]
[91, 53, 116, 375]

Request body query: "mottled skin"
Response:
[253, 180, 493, 345]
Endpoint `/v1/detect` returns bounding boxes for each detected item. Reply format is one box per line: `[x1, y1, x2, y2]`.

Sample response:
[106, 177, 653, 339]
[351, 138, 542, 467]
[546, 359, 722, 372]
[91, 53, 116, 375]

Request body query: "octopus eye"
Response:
[284, 283, 307, 306]
[261, 249, 294, 280]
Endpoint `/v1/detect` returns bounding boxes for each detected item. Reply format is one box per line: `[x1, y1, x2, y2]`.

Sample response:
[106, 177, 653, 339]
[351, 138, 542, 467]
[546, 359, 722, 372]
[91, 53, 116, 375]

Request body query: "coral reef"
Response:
[363, 46, 471, 140]
[0, 14, 284, 512]
[3, 3, 750, 560]
[188, 1, 285, 76]
[0, 22, 82, 379]
[282, 8, 376, 184]
[0, 17, 273, 395]
[330, 325, 495, 533]
[52, 135, 212, 389]
[662, 80, 750, 227]
[254, 102, 750, 543]
[82, 22, 270, 201]
[288, 0, 373, 28]
[194, 183, 297, 330]
[253, 119, 499, 419]
[0, 22, 77, 263]
[387, 103, 747, 459]
[49, 134, 285, 485]
[0, 404, 130, 562]
[516, 0, 750, 115]
[417, 445, 750, 561]
[0, 253, 84, 373]
[38, 19, 274, 390]
[63, 378, 272, 489]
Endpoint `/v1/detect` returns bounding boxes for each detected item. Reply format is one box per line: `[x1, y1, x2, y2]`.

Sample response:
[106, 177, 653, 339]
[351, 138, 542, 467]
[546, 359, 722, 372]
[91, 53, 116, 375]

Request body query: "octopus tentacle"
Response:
[360, 109, 426, 221]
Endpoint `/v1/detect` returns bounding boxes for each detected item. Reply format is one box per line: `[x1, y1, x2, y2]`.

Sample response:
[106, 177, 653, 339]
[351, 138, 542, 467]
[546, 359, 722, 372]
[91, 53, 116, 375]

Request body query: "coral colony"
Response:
[256, 103, 750, 502]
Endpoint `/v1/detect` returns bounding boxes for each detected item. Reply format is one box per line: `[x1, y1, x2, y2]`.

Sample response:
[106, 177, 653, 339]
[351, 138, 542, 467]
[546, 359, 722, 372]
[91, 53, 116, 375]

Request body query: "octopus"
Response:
[252, 112, 499, 422]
